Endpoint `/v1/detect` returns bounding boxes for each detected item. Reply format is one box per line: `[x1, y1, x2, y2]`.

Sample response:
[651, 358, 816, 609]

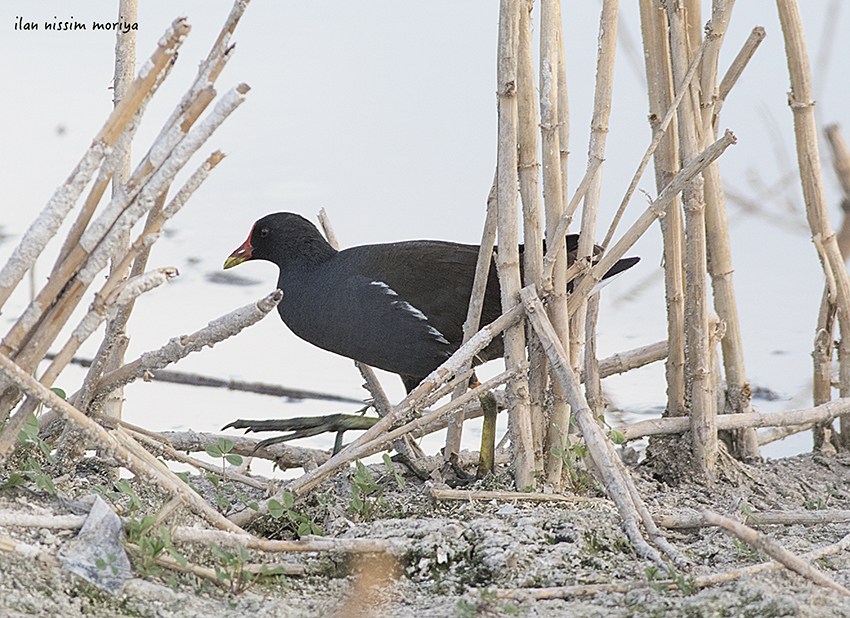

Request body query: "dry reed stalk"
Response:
[824, 124, 850, 446]
[100, 0, 140, 430]
[656, 509, 850, 529]
[639, 0, 687, 419]
[127, 545, 305, 582]
[316, 209, 424, 462]
[0, 18, 189, 313]
[430, 487, 609, 505]
[86, 290, 282, 406]
[813, 298, 838, 451]
[444, 177, 497, 461]
[716, 27, 766, 122]
[571, 0, 618, 372]
[697, 0, 761, 460]
[583, 294, 604, 418]
[521, 286, 685, 566]
[776, 0, 850, 442]
[122, 427, 268, 490]
[161, 430, 331, 471]
[539, 0, 570, 487]
[619, 395, 850, 441]
[516, 0, 546, 470]
[590, 340, 668, 380]
[665, 1, 718, 474]
[495, 0, 535, 490]
[825, 125, 850, 257]
[554, 0, 569, 204]
[172, 527, 405, 554]
[230, 363, 523, 528]
[703, 509, 850, 596]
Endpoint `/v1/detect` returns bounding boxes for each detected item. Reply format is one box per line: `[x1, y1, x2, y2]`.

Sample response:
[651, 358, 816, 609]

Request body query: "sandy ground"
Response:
[2, 442, 850, 618]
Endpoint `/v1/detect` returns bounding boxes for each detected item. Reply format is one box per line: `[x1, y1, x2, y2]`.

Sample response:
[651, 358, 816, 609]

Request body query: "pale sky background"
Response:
[1, 1, 848, 458]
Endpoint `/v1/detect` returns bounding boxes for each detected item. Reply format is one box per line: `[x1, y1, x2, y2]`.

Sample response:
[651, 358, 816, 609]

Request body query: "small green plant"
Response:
[598, 414, 625, 445]
[645, 566, 667, 593]
[456, 588, 517, 616]
[96, 553, 120, 575]
[2, 401, 64, 494]
[805, 485, 834, 510]
[93, 478, 143, 515]
[210, 542, 255, 595]
[644, 566, 697, 596]
[268, 491, 323, 537]
[205, 438, 243, 475]
[383, 453, 405, 489]
[550, 423, 591, 494]
[740, 501, 760, 524]
[731, 538, 761, 562]
[348, 459, 386, 521]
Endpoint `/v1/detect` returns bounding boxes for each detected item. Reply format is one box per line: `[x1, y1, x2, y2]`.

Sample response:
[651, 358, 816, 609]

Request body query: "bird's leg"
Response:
[476, 390, 499, 478]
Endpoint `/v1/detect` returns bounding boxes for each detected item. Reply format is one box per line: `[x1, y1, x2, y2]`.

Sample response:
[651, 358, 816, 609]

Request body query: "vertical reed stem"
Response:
[666, 0, 718, 474]
[497, 0, 535, 489]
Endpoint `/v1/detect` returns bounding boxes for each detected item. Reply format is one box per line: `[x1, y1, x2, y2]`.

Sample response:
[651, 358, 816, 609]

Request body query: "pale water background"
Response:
[1, 1, 849, 474]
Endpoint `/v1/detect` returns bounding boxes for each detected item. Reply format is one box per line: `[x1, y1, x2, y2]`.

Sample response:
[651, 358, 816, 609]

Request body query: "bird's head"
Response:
[223, 212, 336, 271]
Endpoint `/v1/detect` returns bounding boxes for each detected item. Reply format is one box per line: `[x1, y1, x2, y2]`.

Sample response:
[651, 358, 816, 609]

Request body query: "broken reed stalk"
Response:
[825, 125, 850, 258]
[716, 27, 766, 126]
[444, 175, 497, 461]
[666, 1, 718, 475]
[639, 0, 686, 419]
[776, 0, 850, 443]
[813, 290, 838, 452]
[698, 0, 761, 460]
[495, 0, 535, 490]
[619, 395, 850, 442]
[0, 19, 189, 314]
[824, 124, 850, 446]
[539, 0, 570, 487]
[316, 209, 424, 462]
[521, 286, 686, 567]
[84, 290, 282, 407]
[516, 0, 546, 471]
[161, 430, 331, 471]
[703, 509, 850, 596]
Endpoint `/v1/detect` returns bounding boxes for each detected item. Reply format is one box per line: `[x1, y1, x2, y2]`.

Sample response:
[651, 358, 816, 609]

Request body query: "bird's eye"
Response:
[259, 228, 269, 238]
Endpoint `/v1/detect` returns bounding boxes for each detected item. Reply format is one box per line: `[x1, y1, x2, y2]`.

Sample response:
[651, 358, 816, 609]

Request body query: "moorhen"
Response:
[223, 212, 638, 392]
